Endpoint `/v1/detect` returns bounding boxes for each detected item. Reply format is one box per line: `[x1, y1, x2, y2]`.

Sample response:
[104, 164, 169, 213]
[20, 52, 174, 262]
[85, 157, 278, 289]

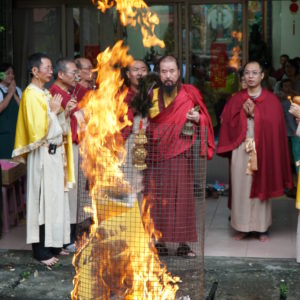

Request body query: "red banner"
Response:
[210, 43, 227, 88]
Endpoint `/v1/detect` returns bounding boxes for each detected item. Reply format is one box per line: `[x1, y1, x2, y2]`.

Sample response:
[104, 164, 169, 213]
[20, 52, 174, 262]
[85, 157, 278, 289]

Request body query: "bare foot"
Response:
[233, 232, 249, 240]
[258, 233, 269, 242]
[59, 249, 70, 256]
[40, 257, 58, 270]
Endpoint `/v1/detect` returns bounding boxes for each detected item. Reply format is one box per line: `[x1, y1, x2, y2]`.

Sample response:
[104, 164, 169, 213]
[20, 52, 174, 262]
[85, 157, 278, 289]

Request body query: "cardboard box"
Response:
[0, 159, 26, 186]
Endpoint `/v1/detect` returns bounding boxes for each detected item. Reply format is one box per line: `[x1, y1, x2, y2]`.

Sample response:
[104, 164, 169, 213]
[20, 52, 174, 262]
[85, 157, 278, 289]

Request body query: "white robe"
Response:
[68, 143, 78, 224]
[230, 118, 272, 233]
[26, 108, 70, 247]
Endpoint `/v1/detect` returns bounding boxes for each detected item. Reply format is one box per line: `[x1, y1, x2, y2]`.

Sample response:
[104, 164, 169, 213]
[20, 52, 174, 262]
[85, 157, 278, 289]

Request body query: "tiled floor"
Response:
[204, 195, 298, 258]
[0, 195, 298, 259]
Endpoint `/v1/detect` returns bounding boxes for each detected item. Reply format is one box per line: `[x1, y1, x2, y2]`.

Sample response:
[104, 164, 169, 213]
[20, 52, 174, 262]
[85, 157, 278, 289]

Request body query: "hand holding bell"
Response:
[181, 106, 200, 136]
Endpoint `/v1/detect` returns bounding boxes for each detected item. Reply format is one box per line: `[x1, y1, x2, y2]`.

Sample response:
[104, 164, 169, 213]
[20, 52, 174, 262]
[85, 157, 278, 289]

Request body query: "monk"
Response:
[118, 59, 149, 207]
[49, 58, 86, 252]
[12, 53, 75, 268]
[217, 61, 293, 242]
[121, 59, 149, 140]
[144, 55, 215, 257]
[75, 57, 95, 90]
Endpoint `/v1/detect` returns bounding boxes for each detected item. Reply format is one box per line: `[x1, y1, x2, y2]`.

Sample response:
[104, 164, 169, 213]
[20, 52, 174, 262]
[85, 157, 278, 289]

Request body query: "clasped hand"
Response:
[64, 98, 77, 117]
[7, 80, 16, 95]
[49, 94, 63, 114]
[243, 98, 255, 118]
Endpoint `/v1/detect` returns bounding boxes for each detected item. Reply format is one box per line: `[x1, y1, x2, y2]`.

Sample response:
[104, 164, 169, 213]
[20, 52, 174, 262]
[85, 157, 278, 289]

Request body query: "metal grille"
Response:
[73, 124, 207, 300]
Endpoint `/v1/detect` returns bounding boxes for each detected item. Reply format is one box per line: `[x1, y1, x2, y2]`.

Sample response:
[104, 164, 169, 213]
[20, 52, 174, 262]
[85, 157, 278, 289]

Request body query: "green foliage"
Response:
[0, 72, 5, 81]
[20, 271, 31, 279]
[0, 25, 5, 32]
[280, 279, 287, 299]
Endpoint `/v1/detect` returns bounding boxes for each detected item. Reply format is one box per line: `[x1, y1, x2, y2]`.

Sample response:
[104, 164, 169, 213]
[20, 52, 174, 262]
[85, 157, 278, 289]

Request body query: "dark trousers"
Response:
[63, 223, 77, 248]
[32, 225, 61, 261]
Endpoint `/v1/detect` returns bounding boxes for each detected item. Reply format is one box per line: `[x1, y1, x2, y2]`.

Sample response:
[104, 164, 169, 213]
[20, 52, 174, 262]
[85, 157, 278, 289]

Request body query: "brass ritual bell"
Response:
[181, 106, 200, 136]
[132, 120, 148, 170]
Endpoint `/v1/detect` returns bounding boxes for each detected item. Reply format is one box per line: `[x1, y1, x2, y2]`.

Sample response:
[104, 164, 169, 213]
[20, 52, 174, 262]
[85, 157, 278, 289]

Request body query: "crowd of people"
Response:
[1, 53, 95, 268]
[1, 51, 300, 267]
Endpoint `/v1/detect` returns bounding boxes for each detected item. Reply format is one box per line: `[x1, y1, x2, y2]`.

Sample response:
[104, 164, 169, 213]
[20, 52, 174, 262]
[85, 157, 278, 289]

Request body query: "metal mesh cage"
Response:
[73, 123, 207, 300]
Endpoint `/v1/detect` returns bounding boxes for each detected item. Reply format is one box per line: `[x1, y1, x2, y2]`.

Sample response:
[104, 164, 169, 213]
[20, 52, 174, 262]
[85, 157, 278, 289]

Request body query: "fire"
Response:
[93, 0, 165, 48]
[231, 30, 242, 42]
[228, 31, 242, 70]
[71, 1, 179, 299]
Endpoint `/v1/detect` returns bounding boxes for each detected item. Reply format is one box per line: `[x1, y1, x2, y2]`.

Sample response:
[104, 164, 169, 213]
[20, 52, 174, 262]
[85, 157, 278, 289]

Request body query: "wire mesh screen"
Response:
[73, 123, 207, 300]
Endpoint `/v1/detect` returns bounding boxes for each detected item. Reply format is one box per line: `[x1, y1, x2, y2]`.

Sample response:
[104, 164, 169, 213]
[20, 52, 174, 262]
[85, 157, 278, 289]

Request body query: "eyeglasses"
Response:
[81, 67, 93, 71]
[64, 70, 78, 76]
[40, 66, 53, 72]
[244, 71, 261, 76]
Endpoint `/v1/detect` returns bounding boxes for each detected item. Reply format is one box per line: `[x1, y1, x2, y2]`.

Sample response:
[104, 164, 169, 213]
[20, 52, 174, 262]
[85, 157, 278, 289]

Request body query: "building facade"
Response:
[1, 0, 299, 120]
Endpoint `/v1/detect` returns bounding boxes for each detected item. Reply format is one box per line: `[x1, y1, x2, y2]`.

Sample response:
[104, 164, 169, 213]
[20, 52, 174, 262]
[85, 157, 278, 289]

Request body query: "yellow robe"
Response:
[13, 84, 75, 185]
[12, 83, 74, 245]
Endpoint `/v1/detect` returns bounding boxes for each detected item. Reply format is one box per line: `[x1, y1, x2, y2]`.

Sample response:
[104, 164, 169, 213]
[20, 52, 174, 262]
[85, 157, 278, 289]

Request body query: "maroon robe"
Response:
[145, 84, 215, 242]
[217, 89, 293, 202]
[50, 84, 88, 144]
[121, 87, 135, 141]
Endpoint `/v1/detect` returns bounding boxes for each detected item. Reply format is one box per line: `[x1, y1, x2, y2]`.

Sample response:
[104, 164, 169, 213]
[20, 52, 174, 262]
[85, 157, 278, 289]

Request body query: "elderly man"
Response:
[121, 59, 149, 140]
[144, 55, 215, 257]
[49, 58, 81, 252]
[13, 53, 75, 268]
[217, 61, 292, 242]
[75, 57, 95, 90]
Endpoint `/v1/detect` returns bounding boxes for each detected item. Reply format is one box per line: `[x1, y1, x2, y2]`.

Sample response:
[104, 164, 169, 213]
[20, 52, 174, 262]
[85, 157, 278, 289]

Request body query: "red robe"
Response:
[145, 84, 215, 242]
[217, 89, 293, 201]
[50, 84, 88, 144]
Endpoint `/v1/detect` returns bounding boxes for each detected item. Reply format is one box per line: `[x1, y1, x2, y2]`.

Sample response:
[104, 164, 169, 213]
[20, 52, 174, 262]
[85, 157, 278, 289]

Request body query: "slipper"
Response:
[155, 243, 168, 256]
[176, 244, 196, 258]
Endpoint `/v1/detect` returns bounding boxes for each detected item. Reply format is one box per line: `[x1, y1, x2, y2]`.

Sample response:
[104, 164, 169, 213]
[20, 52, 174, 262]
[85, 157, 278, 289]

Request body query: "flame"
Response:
[231, 30, 242, 42]
[71, 1, 178, 299]
[93, 0, 165, 48]
[228, 31, 242, 70]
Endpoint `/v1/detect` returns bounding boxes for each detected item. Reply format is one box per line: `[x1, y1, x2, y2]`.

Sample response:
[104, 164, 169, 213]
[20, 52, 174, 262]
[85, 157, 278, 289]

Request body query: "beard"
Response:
[162, 81, 177, 96]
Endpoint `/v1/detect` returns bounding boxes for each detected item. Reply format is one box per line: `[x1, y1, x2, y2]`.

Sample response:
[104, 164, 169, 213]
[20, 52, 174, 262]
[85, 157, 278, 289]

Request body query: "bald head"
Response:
[126, 59, 148, 91]
[75, 58, 92, 70]
[159, 55, 179, 71]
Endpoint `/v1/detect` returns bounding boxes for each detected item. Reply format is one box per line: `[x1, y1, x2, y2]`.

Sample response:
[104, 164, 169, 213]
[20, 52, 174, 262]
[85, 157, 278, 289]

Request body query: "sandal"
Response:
[176, 244, 196, 258]
[155, 243, 168, 256]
